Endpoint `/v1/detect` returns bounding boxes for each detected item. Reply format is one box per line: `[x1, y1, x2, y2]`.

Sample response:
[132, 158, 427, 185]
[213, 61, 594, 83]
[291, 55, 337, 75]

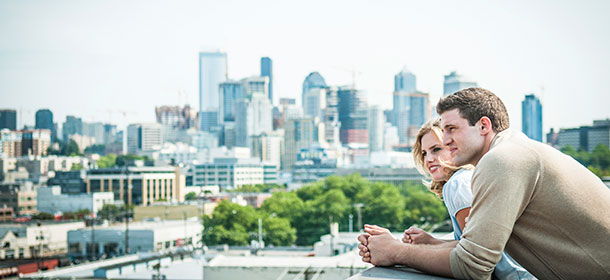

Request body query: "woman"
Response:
[404, 119, 534, 279]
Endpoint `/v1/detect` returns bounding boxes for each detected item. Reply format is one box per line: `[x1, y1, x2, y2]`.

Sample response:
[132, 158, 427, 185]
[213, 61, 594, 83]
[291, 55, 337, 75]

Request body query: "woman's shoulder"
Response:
[447, 168, 473, 186]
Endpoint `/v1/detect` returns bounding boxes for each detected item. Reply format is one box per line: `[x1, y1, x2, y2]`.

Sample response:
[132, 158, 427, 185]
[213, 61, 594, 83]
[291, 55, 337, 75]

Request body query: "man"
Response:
[358, 88, 610, 279]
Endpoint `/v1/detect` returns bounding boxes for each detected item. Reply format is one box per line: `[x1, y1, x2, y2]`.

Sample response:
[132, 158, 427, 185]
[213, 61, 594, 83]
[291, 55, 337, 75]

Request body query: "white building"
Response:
[0, 221, 85, 260]
[251, 131, 283, 169]
[127, 123, 163, 154]
[303, 87, 327, 120]
[193, 157, 278, 189]
[37, 186, 114, 215]
[367, 106, 384, 152]
[67, 219, 202, 260]
[235, 90, 273, 148]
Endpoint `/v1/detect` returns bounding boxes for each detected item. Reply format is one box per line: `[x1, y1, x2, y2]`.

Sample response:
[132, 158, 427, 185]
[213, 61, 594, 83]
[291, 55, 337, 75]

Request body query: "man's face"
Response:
[440, 109, 485, 166]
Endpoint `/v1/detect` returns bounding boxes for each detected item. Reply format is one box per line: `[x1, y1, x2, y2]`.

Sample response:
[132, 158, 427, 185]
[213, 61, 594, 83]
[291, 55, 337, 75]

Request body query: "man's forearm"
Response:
[392, 242, 455, 277]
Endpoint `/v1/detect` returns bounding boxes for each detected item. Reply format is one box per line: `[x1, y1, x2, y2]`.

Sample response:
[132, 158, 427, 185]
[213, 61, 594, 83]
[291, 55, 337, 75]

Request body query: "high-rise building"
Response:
[323, 88, 340, 146]
[443, 71, 478, 96]
[302, 72, 327, 107]
[127, 123, 163, 154]
[303, 87, 327, 120]
[252, 131, 283, 169]
[21, 129, 51, 156]
[219, 80, 244, 123]
[283, 117, 319, 170]
[394, 67, 416, 93]
[241, 76, 269, 98]
[199, 51, 227, 131]
[522, 94, 543, 142]
[338, 87, 368, 145]
[35, 109, 55, 142]
[368, 106, 384, 152]
[83, 122, 105, 145]
[393, 90, 430, 144]
[234, 92, 273, 148]
[260, 57, 273, 104]
[0, 130, 23, 157]
[0, 109, 17, 130]
[62, 116, 83, 141]
[155, 105, 197, 143]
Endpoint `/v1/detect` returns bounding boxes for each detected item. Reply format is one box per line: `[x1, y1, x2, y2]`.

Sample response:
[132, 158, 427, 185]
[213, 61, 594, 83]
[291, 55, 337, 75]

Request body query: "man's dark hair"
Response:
[436, 88, 510, 132]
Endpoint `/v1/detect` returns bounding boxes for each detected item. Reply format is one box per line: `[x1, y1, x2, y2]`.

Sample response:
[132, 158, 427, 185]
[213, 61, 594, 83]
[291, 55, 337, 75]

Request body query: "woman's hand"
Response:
[402, 227, 443, 245]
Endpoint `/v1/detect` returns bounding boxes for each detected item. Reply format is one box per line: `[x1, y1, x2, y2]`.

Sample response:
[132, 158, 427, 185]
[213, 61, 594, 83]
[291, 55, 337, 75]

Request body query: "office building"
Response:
[283, 117, 321, 170]
[393, 91, 429, 145]
[20, 129, 51, 157]
[155, 105, 197, 142]
[368, 106, 384, 152]
[522, 94, 543, 142]
[83, 122, 105, 145]
[303, 87, 327, 120]
[302, 72, 327, 107]
[0, 183, 37, 216]
[556, 119, 610, 152]
[199, 51, 227, 131]
[234, 90, 273, 148]
[251, 131, 283, 169]
[394, 67, 416, 93]
[193, 157, 278, 189]
[0, 109, 17, 130]
[67, 220, 202, 260]
[219, 80, 244, 123]
[260, 57, 273, 104]
[47, 170, 87, 194]
[0, 129, 23, 158]
[443, 71, 478, 96]
[323, 88, 341, 146]
[37, 186, 113, 215]
[35, 109, 55, 142]
[338, 87, 368, 145]
[86, 167, 186, 206]
[126, 123, 163, 154]
[0, 221, 85, 260]
[62, 116, 83, 141]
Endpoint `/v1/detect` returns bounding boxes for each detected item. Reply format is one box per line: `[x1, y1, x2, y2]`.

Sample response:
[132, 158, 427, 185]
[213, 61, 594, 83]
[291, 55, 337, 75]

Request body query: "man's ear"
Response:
[479, 117, 493, 136]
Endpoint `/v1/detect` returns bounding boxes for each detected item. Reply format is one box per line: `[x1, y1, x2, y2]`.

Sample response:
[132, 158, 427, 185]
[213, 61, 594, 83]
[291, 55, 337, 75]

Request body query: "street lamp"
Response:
[353, 203, 364, 232]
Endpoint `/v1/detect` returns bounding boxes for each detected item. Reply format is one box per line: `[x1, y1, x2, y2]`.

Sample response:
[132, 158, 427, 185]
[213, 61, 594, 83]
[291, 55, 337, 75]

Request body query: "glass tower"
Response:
[522, 94, 543, 142]
[260, 57, 273, 104]
[199, 52, 227, 131]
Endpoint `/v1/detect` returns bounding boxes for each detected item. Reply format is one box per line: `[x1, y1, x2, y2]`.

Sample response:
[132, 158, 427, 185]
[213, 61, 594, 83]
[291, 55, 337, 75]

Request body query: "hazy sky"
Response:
[1, 0, 609, 134]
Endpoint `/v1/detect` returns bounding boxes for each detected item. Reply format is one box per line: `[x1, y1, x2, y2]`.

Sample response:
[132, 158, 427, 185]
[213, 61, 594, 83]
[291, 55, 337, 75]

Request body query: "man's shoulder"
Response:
[476, 131, 541, 173]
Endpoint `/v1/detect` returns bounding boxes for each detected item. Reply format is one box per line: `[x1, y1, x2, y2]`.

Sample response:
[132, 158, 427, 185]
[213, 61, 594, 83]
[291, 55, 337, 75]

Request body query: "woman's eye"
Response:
[433, 148, 441, 152]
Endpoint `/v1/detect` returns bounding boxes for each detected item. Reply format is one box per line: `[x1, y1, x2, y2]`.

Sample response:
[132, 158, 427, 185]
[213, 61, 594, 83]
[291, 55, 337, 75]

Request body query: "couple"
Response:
[358, 88, 610, 279]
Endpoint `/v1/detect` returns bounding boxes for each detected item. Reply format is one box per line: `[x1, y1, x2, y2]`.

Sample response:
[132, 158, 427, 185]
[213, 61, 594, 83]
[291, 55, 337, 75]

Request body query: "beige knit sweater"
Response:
[449, 130, 610, 279]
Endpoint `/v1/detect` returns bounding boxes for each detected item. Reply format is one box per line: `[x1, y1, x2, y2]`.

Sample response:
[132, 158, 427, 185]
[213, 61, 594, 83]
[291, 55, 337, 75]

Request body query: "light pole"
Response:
[353, 203, 364, 232]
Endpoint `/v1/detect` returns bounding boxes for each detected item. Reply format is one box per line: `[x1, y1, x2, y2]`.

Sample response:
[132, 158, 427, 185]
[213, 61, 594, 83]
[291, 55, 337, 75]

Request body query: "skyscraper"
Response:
[392, 67, 417, 142]
[393, 90, 430, 145]
[443, 71, 478, 96]
[302, 72, 327, 107]
[260, 57, 273, 104]
[126, 123, 163, 154]
[0, 109, 17, 130]
[283, 117, 319, 170]
[199, 51, 227, 131]
[219, 80, 244, 123]
[522, 94, 543, 142]
[62, 115, 83, 141]
[394, 67, 416, 93]
[338, 87, 368, 145]
[234, 91, 273, 148]
[35, 109, 55, 142]
[303, 87, 327, 120]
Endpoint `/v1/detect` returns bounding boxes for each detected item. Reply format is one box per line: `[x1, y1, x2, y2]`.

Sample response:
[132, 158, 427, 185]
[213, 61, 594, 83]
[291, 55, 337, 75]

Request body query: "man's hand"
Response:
[366, 230, 403, 266]
[357, 233, 371, 263]
[402, 227, 442, 245]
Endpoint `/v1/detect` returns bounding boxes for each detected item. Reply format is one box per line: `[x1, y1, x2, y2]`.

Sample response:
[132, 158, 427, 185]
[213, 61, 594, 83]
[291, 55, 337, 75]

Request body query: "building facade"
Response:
[0, 109, 17, 131]
[0, 183, 37, 216]
[0, 221, 85, 260]
[338, 87, 368, 145]
[443, 71, 478, 96]
[368, 106, 384, 152]
[127, 123, 163, 154]
[302, 72, 327, 108]
[522, 94, 543, 142]
[199, 51, 228, 131]
[37, 186, 114, 215]
[260, 57, 273, 104]
[193, 157, 278, 189]
[86, 167, 185, 206]
[556, 119, 610, 152]
[35, 109, 55, 142]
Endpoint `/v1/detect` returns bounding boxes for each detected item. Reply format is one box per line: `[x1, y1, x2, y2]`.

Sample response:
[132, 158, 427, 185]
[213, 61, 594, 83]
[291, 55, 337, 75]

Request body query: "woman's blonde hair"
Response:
[413, 119, 470, 197]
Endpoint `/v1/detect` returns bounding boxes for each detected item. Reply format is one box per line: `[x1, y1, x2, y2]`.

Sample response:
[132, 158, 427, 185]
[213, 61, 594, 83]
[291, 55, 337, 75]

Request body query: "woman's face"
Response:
[421, 131, 453, 181]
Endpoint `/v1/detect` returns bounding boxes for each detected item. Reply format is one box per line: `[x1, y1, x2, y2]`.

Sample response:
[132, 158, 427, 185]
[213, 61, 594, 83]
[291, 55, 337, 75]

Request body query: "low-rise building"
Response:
[37, 186, 114, 215]
[86, 167, 186, 206]
[0, 221, 85, 260]
[47, 170, 87, 194]
[67, 219, 202, 260]
[193, 158, 278, 190]
[0, 183, 37, 216]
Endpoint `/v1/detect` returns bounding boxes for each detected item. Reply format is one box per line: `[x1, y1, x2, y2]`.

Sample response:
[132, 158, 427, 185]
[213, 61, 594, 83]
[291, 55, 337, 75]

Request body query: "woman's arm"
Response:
[455, 207, 471, 232]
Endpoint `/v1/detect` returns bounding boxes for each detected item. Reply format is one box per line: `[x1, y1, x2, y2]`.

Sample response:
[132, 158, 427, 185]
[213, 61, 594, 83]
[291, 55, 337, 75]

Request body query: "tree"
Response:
[84, 144, 106, 155]
[203, 200, 258, 245]
[185, 192, 197, 201]
[97, 154, 117, 168]
[259, 191, 304, 221]
[261, 215, 296, 246]
[62, 139, 81, 156]
[71, 163, 84, 170]
[98, 204, 121, 221]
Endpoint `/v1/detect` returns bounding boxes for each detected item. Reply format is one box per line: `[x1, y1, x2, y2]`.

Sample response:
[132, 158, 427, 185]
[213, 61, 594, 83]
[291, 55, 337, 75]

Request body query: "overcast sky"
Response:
[1, 0, 609, 134]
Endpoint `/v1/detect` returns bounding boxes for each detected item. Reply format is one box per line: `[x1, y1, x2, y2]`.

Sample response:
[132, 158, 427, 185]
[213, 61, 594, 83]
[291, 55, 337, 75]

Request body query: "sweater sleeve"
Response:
[449, 149, 540, 279]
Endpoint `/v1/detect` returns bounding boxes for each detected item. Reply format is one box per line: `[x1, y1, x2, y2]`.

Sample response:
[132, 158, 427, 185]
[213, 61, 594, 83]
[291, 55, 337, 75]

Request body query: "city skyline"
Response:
[1, 0, 609, 133]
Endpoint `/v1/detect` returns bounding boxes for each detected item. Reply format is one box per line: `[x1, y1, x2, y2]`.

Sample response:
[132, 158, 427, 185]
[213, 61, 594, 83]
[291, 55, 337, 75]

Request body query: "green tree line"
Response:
[202, 173, 448, 247]
[561, 144, 610, 177]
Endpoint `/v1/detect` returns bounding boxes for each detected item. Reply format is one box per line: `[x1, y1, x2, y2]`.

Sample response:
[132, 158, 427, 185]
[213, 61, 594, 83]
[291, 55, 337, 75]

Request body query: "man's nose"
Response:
[442, 134, 451, 145]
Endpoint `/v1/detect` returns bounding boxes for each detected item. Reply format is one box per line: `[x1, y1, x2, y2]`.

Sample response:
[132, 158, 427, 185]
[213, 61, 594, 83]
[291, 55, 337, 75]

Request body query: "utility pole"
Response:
[258, 218, 263, 249]
[91, 214, 95, 259]
[329, 216, 334, 256]
[354, 203, 364, 232]
[349, 214, 353, 233]
[183, 211, 187, 247]
[125, 206, 130, 255]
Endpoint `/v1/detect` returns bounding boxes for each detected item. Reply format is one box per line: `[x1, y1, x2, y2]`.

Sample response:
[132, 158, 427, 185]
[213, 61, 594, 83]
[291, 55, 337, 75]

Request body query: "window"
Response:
[165, 241, 170, 249]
